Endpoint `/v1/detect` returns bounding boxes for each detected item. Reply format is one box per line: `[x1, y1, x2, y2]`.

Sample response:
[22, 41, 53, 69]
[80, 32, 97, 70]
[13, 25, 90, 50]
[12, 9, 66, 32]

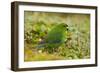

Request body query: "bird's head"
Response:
[60, 23, 69, 31]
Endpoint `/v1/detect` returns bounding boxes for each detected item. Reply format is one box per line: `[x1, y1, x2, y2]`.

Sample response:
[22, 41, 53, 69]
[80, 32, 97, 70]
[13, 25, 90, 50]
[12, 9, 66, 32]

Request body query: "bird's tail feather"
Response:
[35, 44, 45, 49]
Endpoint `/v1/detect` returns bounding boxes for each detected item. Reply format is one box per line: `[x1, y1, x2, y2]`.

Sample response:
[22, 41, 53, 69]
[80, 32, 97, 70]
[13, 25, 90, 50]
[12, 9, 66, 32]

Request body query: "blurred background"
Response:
[24, 11, 90, 61]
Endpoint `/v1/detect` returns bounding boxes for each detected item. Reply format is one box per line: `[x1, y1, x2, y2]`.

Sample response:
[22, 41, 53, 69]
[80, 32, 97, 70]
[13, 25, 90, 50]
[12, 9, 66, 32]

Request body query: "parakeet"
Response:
[37, 23, 69, 53]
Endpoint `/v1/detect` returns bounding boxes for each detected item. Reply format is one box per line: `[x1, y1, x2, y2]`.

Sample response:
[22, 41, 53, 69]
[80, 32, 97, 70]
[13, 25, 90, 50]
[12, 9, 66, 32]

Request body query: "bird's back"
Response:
[45, 24, 67, 44]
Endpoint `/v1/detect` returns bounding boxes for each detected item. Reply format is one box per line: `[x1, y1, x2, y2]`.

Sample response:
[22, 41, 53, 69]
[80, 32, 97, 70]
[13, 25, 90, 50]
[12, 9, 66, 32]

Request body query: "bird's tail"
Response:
[35, 44, 45, 49]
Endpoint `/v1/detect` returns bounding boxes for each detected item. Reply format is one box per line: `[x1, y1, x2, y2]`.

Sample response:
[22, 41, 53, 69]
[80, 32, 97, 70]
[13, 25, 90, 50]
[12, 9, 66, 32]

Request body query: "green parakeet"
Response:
[37, 23, 69, 53]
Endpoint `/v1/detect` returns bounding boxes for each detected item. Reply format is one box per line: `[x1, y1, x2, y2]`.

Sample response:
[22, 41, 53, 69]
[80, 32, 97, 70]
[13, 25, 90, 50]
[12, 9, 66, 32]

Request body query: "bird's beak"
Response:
[66, 27, 69, 31]
[66, 25, 69, 31]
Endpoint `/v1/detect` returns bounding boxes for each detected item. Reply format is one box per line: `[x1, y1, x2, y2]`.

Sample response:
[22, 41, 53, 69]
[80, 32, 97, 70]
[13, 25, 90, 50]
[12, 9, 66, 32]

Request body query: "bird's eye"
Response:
[67, 28, 69, 31]
[66, 24, 68, 27]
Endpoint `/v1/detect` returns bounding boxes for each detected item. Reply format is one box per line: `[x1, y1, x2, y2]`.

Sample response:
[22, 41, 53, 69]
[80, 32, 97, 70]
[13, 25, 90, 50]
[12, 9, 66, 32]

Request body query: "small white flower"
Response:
[38, 50, 42, 53]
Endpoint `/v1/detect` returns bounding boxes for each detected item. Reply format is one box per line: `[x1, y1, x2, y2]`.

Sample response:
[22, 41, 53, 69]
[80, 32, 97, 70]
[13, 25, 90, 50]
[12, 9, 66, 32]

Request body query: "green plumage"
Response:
[38, 23, 68, 53]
